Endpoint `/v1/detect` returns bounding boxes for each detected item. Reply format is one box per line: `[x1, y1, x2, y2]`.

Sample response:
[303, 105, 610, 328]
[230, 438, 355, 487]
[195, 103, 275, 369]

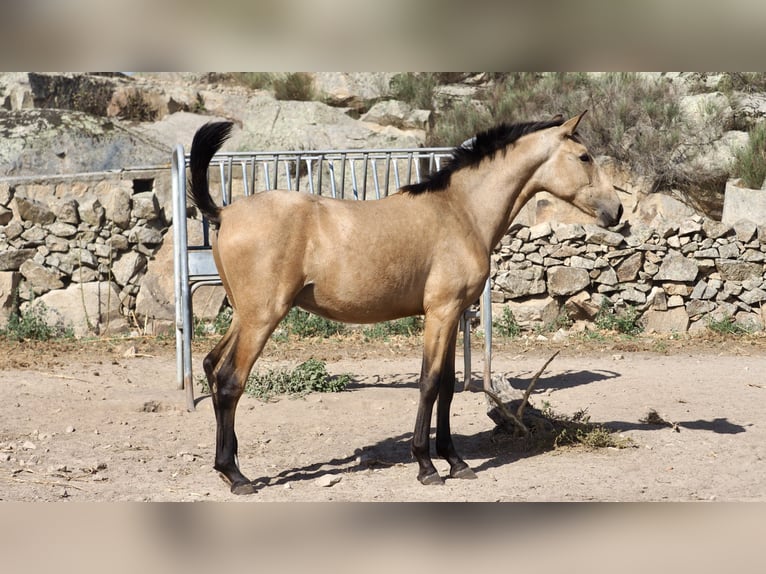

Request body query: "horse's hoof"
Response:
[450, 465, 477, 480]
[230, 481, 258, 495]
[418, 471, 444, 486]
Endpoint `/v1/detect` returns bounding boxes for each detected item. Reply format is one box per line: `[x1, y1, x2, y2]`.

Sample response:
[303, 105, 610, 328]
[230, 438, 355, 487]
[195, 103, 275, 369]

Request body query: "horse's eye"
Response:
[579, 153, 591, 163]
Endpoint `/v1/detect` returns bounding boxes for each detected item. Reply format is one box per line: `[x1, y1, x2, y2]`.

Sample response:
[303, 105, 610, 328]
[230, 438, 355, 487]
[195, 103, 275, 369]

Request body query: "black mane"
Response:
[402, 118, 565, 195]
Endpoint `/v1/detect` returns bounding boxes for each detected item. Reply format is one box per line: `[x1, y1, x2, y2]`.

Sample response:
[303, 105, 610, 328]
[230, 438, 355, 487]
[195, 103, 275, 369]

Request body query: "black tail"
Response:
[187, 121, 234, 228]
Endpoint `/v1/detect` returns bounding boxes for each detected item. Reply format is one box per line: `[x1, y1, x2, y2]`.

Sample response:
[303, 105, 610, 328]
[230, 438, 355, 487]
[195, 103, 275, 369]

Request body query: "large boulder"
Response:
[135, 224, 226, 331]
[0, 108, 170, 176]
[0, 271, 20, 329]
[34, 281, 126, 337]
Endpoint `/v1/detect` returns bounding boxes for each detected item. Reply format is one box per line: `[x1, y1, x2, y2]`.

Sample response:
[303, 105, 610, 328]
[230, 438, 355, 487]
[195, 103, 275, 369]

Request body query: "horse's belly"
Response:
[294, 281, 423, 324]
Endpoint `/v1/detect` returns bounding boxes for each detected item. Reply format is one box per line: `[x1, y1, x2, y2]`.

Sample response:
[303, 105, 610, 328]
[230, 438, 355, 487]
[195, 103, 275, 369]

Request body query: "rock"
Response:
[733, 219, 758, 243]
[0, 249, 35, 271]
[46, 222, 78, 238]
[715, 259, 763, 281]
[0, 271, 20, 328]
[0, 206, 12, 225]
[654, 251, 699, 282]
[131, 192, 160, 221]
[618, 286, 646, 305]
[583, 224, 624, 247]
[616, 252, 643, 282]
[702, 219, 731, 239]
[495, 266, 546, 299]
[315, 474, 342, 488]
[500, 295, 560, 325]
[678, 218, 703, 236]
[594, 267, 618, 285]
[20, 225, 46, 245]
[35, 281, 125, 337]
[313, 72, 396, 109]
[19, 259, 63, 295]
[686, 299, 716, 318]
[722, 179, 766, 226]
[637, 194, 695, 227]
[552, 222, 586, 241]
[528, 222, 552, 240]
[102, 186, 132, 229]
[547, 266, 590, 296]
[111, 252, 146, 286]
[0, 106, 171, 177]
[128, 225, 163, 245]
[642, 307, 690, 333]
[13, 196, 56, 225]
[739, 288, 766, 305]
[54, 199, 80, 225]
[78, 197, 105, 227]
[360, 100, 431, 131]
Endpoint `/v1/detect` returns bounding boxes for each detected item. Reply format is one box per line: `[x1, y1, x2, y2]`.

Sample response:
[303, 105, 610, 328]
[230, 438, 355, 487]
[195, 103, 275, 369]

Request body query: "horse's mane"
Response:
[402, 118, 565, 195]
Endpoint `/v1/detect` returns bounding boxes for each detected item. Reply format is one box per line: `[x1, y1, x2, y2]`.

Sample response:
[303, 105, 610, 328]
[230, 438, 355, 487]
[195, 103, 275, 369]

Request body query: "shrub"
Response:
[427, 73, 707, 194]
[731, 121, 766, 189]
[119, 90, 157, 122]
[389, 73, 438, 110]
[272, 73, 316, 101]
[207, 72, 274, 91]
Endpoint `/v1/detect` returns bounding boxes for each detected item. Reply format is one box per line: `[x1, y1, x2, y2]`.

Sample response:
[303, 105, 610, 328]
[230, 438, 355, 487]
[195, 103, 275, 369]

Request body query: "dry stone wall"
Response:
[2, 168, 766, 337]
[0, 170, 170, 335]
[492, 217, 766, 334]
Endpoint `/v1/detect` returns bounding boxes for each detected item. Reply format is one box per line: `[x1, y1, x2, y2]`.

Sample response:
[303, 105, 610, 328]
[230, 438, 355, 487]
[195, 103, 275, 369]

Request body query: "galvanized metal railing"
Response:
[172, 144, 492, 411]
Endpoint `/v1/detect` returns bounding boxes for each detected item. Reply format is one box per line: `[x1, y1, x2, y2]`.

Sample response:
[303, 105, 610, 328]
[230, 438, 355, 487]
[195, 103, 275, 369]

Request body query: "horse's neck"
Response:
[451, 154, 541, 254]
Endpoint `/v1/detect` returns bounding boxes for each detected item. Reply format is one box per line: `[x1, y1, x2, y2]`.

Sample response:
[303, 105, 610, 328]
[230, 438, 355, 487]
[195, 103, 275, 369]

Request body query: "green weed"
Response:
[1, 298, 73, 341]
[594, 300, 643, 335]
[279, 308, 345, 339]
[245, 358, 350, 401]
[362, 316, 423, 340]
[494, 306, 521, 338]
[706, 315, 752, 336]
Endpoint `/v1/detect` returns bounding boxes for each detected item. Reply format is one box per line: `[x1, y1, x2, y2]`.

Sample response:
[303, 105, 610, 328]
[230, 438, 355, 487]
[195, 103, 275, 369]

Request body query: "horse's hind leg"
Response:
[436, 333, 476, 480]
[210, 316, 282, 495]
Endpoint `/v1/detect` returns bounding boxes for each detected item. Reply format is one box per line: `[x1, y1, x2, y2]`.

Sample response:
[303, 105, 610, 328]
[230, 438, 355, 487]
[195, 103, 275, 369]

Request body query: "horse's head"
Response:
[529, 111, 623, 227]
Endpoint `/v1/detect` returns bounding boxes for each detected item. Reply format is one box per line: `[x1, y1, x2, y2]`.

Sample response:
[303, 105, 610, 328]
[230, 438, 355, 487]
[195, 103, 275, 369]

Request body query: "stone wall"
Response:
[492, 218, 766, 334]
[0, 168, 170, 335]
[2, 167, 766, 338]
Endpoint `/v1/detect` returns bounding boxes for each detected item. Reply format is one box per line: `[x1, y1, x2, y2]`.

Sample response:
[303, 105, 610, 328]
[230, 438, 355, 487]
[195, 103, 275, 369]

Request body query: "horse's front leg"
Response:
[412, 312, 460, 485]
[435, 333, 477, 480]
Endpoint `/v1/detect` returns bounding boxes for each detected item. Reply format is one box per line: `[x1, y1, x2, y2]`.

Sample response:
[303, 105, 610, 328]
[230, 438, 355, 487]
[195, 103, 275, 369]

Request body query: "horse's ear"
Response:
[561, 110, 587, 135]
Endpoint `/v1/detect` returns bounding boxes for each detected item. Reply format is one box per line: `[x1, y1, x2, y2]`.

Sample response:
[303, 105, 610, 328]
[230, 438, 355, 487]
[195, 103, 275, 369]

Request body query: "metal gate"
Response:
[172, 144, 493, 411]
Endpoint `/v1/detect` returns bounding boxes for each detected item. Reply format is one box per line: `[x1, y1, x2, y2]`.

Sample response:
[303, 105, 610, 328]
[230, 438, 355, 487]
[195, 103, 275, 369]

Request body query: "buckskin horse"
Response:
[187, 112, 623, 494]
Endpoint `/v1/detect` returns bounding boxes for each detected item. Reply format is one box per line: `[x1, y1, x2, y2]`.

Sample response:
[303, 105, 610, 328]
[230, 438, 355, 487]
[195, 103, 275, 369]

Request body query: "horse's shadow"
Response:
[492, 368, 620, 391]
[247, 364, 749, 488]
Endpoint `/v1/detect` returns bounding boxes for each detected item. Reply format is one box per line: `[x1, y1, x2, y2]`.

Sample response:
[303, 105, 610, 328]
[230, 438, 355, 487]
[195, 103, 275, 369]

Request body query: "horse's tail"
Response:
[188, 121, 234, 228]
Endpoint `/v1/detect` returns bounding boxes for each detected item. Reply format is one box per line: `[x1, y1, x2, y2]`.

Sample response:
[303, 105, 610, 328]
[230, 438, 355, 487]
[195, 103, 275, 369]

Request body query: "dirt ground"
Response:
[1, 331, 765, 502]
